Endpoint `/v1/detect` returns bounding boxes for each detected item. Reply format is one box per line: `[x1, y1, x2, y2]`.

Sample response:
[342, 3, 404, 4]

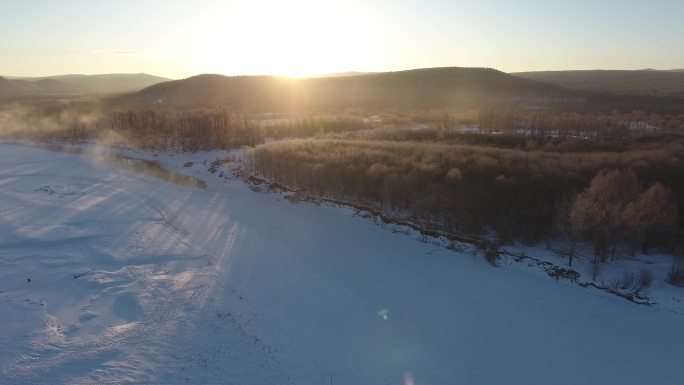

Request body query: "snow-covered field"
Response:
[1, 143, 683, 385]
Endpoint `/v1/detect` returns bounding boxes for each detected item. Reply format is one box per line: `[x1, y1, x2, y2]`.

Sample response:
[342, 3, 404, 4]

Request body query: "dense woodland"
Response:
[247, 139, 681, 229]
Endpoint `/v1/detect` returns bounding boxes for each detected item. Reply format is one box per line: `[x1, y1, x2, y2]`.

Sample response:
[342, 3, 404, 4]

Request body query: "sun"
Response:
[193, 0, 380, 77]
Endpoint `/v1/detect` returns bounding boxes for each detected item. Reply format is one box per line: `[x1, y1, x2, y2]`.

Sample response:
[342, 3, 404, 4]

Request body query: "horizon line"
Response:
[3, 66, 684, 81]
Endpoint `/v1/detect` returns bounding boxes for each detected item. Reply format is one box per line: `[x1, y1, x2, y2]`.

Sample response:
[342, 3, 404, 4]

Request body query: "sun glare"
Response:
[195, 0, 380, 77]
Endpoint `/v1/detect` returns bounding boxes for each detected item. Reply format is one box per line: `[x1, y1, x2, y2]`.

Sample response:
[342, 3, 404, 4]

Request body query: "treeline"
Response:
[476, 110, 670, 139]
[350, 125, 684, 154]
[561, 169, 677, 279]
[0, 102, 266, 150]
[247, 139, 683, 248]
[262, 115, 371, 138]
[317, 109, 684, 155]
[0, 100, 101, 141]
[0, 102, 378, 149]
[349, 109, 684, 136]
[106, 109, 262, 150]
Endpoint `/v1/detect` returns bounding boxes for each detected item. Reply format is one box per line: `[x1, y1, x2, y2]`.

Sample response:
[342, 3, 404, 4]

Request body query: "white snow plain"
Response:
[0, 143, 683, 385]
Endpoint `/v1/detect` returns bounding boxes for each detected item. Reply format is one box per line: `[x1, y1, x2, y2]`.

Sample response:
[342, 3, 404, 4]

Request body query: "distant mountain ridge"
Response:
[0, 77, 42, 98]
[113, 67, 578, 111]
[314, 71, 378, 77]
[513, 70, 684, 98]
[0, 73, 170, 99]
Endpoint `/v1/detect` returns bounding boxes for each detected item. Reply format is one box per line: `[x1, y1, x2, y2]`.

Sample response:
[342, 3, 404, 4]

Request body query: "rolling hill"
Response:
[112, 67, 582, 111]
[0, 73, 170, 99]
[0, 77, 43, 98]
[513, 70, 684, 98]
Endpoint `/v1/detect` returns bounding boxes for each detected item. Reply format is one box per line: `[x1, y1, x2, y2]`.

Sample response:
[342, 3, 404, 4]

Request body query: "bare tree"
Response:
[556, 196, 578, 266]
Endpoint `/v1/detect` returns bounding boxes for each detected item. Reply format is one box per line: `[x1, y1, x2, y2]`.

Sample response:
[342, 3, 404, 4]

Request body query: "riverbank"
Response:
[1, 142, 683, 384]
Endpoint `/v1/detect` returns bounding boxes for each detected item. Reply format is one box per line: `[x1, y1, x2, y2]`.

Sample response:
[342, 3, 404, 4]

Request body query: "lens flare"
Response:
[376, 308, 389, 320]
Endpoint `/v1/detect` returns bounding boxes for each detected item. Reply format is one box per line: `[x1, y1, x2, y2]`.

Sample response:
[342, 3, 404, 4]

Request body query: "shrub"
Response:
[668, 247, 684, 286]
[636, 270, 653, 291]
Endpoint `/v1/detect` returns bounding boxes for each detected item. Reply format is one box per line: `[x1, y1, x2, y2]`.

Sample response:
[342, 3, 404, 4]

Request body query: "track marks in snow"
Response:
[112, 292, 143, 322]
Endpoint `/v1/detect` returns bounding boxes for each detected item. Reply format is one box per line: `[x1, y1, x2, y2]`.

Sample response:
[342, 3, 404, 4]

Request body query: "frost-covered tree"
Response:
[556, 196, 578, 266]
[571, 169, 678, 279]
[624, 183, 677, 254]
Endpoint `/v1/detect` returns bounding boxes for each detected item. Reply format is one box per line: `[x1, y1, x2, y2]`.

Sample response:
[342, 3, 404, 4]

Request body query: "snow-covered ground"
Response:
[1, 143, 683, 385]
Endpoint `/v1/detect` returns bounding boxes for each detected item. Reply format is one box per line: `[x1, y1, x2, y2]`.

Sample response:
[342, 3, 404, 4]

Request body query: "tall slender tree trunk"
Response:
[592, 253, 600, 281]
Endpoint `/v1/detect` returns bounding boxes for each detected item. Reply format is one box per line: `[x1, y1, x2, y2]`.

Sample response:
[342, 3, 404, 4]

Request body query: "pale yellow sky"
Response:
[1, 0, 683, 79]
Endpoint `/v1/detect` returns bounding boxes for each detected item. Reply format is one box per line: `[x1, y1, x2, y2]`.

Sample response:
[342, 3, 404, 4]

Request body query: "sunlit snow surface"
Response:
[0, 143, 682, 385]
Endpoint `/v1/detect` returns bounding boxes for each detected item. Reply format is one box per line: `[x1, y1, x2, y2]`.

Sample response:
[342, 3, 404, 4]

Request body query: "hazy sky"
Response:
[2, 0, 683, 79]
